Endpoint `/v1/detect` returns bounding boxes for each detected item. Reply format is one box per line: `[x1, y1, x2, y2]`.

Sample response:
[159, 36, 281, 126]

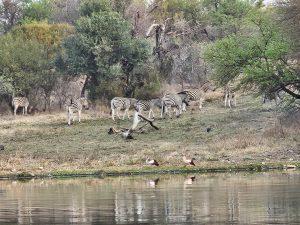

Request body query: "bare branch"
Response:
[108, 111, 159, 139]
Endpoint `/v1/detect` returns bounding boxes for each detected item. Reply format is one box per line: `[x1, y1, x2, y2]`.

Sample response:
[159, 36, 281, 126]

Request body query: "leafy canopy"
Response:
[0, 22, 73, 97]
[204, 4, 300, 98]
[0, 34, 47, 95]
[63, 0, 150, 97]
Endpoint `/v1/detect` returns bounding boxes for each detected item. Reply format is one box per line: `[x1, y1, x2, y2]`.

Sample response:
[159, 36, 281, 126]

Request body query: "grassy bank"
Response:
[0, 95, 299, 179]
[1, 162, 299, 180]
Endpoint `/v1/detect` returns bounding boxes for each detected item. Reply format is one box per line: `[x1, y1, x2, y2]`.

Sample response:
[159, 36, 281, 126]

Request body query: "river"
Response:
[0, 171, 299, 224]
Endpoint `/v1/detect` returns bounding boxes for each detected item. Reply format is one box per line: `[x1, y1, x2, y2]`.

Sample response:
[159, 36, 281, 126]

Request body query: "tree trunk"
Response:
[44, 90, 52, 112]
[281, 84, 300, 99]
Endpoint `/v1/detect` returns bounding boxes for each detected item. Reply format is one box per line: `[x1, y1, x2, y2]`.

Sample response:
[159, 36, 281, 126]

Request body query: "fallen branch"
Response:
[108, 111, 159, 139]
[137, 114, 159, 130]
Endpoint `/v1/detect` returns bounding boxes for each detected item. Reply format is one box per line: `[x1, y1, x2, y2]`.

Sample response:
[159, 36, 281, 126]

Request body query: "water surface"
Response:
[0, 171, 299, 224]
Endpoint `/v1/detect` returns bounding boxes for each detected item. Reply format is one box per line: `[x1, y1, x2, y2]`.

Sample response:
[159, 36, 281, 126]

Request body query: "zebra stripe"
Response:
[161, 93, 188, 118]
[224, 85, 236, 108]
[177, 90, 204, 110]
[136, 98, 161, 119]
[12, 97, 29, 116]
[67, 97, 89, 125]
[111, 97, 137, 121]
[178, 81, 216, 110]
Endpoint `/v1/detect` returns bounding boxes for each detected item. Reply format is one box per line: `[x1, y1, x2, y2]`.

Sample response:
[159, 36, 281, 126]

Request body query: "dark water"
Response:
[0, 171, 299, 225]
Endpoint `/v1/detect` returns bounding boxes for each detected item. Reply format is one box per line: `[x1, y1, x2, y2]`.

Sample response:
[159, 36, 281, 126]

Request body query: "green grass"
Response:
[0, 95, 299, 178]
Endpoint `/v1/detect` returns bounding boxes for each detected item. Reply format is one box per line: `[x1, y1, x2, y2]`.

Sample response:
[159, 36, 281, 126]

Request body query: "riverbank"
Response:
[0, 95, 299, 179]
[0, 162, 299, 180]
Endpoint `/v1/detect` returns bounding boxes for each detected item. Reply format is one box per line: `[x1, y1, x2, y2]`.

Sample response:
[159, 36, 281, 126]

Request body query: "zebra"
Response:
[161, 93, 189, 118]
[224, 85, 236, 108]
[12, 97, 29, 116]
[135, 98, 162, 119]
[110, 97, 137, 121]
[66, 97, 89, 125]
[177, 81, 216, 110]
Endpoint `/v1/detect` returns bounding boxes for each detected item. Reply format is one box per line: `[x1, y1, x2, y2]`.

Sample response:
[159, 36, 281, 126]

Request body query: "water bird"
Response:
[284, 164, 297, 170]
[183, 156, 196, 166]
[206, 127, 212, 132]
[0, 145, 4, 151]
[146, 158, 159, 166]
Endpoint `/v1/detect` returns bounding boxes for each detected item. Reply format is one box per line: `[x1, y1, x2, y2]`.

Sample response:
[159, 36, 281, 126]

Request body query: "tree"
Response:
[276, 0, 300, 58]
[0, 0, 23, 33]
[12, 22, 74, 56]
[50, 0, 80, 24]
[0, 76, 13, 95]
[63, 0, 150, 98]
[0, 22, 73, 111]
[204, 9, 300, 99]
[0, 34, 46, 95]
[21, 0, 52, 23]
[202, 0, 252, 38]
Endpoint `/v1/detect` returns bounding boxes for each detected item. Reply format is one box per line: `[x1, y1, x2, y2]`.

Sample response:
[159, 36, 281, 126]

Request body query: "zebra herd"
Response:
[11, 82, 238, 125]
[111, 83, 218, 121]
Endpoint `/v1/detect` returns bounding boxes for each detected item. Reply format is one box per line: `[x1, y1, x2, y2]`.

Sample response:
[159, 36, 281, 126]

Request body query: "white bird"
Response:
[146, 158, 159, 166]
[183, 156, 196, 166]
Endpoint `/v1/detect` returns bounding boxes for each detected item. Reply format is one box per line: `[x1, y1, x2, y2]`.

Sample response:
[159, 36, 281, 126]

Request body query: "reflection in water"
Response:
[0, 172, 299, 224]
[147, 178, 159, 188]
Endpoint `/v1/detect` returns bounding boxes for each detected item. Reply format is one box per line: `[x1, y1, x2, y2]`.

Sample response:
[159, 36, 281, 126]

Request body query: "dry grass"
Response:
[0, 95, 299, 176]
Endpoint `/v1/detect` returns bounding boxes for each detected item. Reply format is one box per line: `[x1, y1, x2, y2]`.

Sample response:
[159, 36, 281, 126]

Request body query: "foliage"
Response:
[275, 0, 300, 57]
[63, 0, 150, 98]
[203, 0, 252, 37]
[1, 0, 299, 110]
[204, 9, 300, 98]
[111, 0, 133, 16]
[49, 0, 80, 24]
[0, 22, 73, 110]
[0, 0, 23, 33]
[79, 0, 111, 17]
[151, 0, 203, 22]
[22, 0, 53, 23]
[0, 76, 13, 95]
[12, 22, 74, 57]
[0, 34, 47, 95]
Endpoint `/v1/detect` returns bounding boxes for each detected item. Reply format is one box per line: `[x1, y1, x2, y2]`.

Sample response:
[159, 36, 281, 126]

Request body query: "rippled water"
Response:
[0, 171, 299, 225]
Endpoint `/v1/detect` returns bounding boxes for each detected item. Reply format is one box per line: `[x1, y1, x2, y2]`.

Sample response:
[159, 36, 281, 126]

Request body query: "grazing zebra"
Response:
[161, 93, 189, 118]
[135, 98, 162, 119]
[111, 97, 137, 121]
[224, 85, 236, 108]
[177, 81, 216, 110]
[12, 97, 29, 116]
[66, 97, 89, 125]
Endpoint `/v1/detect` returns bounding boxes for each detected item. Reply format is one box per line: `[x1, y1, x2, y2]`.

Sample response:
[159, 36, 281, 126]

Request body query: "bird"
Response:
[146, 158, 159, 166]
[206, 127, 212, 132]
[284, 164, 297, 170]
[0, 145, 4, 151]
[183, 156, 196, 166]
